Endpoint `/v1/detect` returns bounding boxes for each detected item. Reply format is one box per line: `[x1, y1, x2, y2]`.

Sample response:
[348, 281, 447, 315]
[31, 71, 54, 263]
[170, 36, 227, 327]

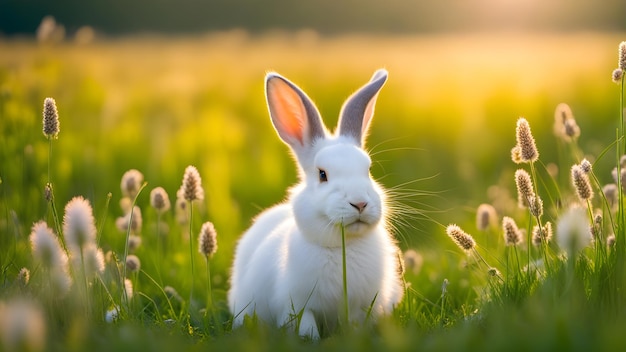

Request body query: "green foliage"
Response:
[2, 33, 626, 350]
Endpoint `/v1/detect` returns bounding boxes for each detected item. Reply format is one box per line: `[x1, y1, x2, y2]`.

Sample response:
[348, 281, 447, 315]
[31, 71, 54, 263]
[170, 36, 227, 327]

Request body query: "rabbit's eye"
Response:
[318, 169, 328, 183]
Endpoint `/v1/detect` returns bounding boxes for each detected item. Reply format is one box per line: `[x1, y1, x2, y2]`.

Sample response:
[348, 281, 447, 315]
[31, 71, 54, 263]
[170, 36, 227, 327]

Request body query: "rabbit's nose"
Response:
[350, 202, 368, 213]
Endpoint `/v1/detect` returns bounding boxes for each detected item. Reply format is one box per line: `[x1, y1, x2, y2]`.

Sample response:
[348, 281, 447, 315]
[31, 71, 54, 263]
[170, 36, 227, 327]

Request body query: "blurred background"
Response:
[1, 0, 625, 297]
[1, 0, 626, 35]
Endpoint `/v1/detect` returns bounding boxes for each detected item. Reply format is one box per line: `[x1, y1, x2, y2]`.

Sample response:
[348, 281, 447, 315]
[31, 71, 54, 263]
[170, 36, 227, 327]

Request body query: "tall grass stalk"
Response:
[188, 201, 195, 307]
[121, 183, 147, 308]
[340, 222, 349, 327]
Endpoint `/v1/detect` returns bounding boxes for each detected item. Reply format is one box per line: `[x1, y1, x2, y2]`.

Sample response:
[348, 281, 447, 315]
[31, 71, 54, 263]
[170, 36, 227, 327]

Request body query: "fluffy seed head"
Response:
[515, 169, 535, 208]
[557, 206, 592, 256]
[511, 146, 523, 164]
[17, 268, 30, 287]
[607, 234, 616, 248]
[105, 306, 120, 323]
[50, 267, 72, 297]
[125, 254, 141, 273]
[446, 224, 476, 252]
[120, 169, 144, 199]
[29, 221, 67, 269]
[42, 97, 60, 139]
[124, 279, 134, 300]
[179, 165, 204, 202]
[198, 221, 218, 258]
[164, 286, 183, 303]
[127, 235, 142, 252]
[115, 206, 143, 234]
[515, 118, 539, 163]
[502, 216, 523, 246]
[571, 164, 593, 202]
[63, 196, 97, 254]
[528, 195, 543, 218]
[580, 159, 592, 174]
[0, 299, 46, 352]
[564, 119, 581, 140]
[476, 203, 497, 231]
[150, 187, 171, 214]
[603, 184, 618, 212]
[403, 249, 423, 275]
[532, 222, 553, 246]
[77, 244, 105, 278]
[44, 183, 53, 202]
[613, 68, 623, 83]
[617, 42, 626, 71]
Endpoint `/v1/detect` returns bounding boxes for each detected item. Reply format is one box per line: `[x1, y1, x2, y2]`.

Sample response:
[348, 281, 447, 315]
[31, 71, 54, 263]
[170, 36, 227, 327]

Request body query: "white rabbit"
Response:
[228, 69, 404, 339]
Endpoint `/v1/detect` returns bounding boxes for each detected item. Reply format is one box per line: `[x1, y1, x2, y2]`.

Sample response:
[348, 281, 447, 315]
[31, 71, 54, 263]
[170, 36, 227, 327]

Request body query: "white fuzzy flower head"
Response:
[124, 279, 134, 301]
[105, 306, 120, 323]
[557, 206, 592, 257]
[63, 196, 97, 255]
[29, 221, 67, 270]
[73, 244, 105, 278]
[198, 222, 218, 258]
[150, 187, 171, 214]
[120, 169, 144, 199]
[0, 299, 46, 352]
[179, 165, 204, 202]
[115, 206, 143, 234]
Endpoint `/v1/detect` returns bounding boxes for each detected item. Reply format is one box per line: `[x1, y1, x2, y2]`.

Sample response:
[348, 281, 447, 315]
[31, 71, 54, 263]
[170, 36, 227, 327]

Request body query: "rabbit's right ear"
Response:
[266, 73, 327, 154]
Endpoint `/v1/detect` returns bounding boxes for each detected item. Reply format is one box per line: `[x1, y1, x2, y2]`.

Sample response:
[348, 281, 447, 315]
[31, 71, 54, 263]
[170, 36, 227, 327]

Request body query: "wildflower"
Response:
[120, 169, 144, 199]
[502, 216, 523, 246]
[105, 306, 120, 323]
[115, 206, 143, 234]
[514, 169, 535, 208]
[557, 206, 592, 256]
[487, 267, 501, 278]
[44, 183, 53, 202]
[198, 221, 218, 258]
[124, 279, 134, 300]
[42, 97, 60, 139]
[607, 234, 616, 248]
[511, 146, 523, 164]
[528, 195, 543, 218]
[150, 187, 171, 214]
[77, 244, 105, 278]
[613, 68, 623, 84]
[603, 183, 619, 212]
[564, 119, 581, 140]
[63, 196, 97, 254]
[127, 235, 142, 252]
[580, 159, 592, 174]
[515, 118, 539, 163]
[125, 254, 141, 273]
[0, 299, 46, 352]
[175, 196, 189, 225]
[571, 164, 593, 202]
[29, 221, 67, 269]
[164, 286, 183, 303]
[119, 197, 132, 214]
[179, 165, 204, 202]
[476, 203, 497, 231]
[17, 268, 30, 287]
[402, 249, 423, 275]
[50, 267, 72, 297]
[532, 222, 553, 246]
[553, 103, 580, 141]
[617, 42, 626, 71]
[446, 224, 476, 252]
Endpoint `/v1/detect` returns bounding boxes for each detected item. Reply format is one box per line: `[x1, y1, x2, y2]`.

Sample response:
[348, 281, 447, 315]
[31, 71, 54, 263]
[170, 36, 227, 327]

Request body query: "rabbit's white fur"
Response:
[228, 69, 403, 338]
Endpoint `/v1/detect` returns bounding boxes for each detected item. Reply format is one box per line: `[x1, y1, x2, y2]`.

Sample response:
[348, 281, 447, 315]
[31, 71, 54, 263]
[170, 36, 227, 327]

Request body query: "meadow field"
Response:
[1, 31, 626, 351]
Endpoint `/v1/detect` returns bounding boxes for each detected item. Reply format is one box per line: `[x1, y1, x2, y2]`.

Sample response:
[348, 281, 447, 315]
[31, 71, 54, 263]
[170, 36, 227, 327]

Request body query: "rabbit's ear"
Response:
[338, 69, 388, 147]
[266, 73, 326, 151]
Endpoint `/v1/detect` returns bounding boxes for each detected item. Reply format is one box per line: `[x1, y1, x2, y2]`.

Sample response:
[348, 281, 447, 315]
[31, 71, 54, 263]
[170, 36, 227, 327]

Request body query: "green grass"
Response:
[2, 32, 626, 350]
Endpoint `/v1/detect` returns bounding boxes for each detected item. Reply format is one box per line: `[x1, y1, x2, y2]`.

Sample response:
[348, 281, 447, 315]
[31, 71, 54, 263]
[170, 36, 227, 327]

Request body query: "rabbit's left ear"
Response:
[337, 69, 388, 147]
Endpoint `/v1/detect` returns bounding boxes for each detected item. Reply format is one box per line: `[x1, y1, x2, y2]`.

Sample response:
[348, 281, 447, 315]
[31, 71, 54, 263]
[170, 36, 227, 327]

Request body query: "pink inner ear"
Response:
[268, 79, 305, 145]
